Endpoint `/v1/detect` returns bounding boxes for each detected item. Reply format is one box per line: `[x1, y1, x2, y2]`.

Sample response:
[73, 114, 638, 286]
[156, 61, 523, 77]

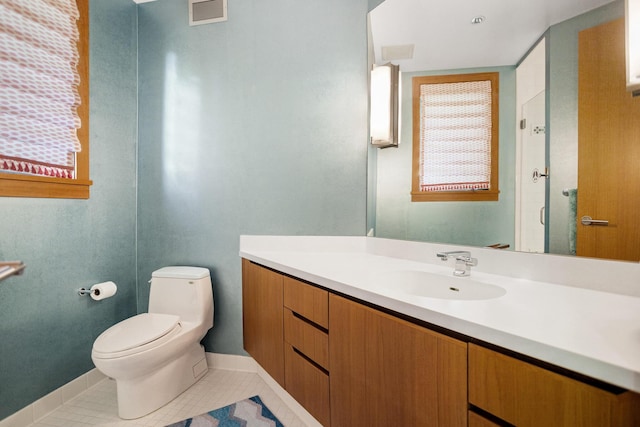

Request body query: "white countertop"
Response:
[239, 235, 640, 393]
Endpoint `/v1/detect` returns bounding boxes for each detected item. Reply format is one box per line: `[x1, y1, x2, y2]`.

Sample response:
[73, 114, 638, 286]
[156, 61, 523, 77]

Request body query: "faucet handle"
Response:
[437, 250, 477, 276]
[460, 256, 478, 266]
[437, 250, 471, 261]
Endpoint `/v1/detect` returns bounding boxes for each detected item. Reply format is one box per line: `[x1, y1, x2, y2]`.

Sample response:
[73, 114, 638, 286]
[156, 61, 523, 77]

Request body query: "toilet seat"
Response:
[92, 313, 181, 359]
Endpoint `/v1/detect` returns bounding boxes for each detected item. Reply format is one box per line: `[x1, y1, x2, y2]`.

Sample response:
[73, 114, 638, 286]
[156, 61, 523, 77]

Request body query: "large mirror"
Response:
[367, 0, 638, 262]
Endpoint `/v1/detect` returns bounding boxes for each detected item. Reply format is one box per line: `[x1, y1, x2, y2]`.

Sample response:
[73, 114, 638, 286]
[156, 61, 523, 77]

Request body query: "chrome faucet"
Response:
[437, 251, 478, 277]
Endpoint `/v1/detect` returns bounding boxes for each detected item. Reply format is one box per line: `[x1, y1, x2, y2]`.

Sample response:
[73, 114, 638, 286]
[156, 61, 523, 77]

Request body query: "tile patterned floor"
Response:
[30, 369, 308, 427]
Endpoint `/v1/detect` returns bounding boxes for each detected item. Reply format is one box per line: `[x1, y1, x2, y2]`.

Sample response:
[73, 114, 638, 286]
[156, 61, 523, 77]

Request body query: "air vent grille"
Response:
[189, 0, 227, 26]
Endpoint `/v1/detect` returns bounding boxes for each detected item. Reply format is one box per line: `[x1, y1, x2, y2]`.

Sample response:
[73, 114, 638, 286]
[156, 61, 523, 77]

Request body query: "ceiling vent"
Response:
[381, 44, 415, 61]
[189, 0, 227, 26]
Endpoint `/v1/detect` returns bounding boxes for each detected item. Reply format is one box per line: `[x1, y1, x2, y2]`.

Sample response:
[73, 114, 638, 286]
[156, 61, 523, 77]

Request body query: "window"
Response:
[0, 0, 90, 199]
[411, 72, 499, 202]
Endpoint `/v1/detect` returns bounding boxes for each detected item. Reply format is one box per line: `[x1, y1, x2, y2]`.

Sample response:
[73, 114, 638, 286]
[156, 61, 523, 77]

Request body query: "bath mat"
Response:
[166, 395, 284, 427]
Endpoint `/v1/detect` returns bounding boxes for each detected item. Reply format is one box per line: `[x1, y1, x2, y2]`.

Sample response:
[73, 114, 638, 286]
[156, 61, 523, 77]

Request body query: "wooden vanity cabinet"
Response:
[468, 343, 640, 426]
[242, 259, 285, 386]
[329, 294, 468, 427]
[243, 259, 640, 427]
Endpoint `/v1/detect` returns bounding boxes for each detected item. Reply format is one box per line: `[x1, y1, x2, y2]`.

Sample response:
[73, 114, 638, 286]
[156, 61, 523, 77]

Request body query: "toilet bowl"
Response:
[91, 266, 214, 419]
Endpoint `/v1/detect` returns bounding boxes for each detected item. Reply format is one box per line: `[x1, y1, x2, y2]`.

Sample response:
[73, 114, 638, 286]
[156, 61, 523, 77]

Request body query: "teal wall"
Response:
[0, 0, 139, 419]
[369, 0, 386, 11]
[375, 67, 517, 247]
[0, 0, 375, 419]
[135, 0, 369, 355]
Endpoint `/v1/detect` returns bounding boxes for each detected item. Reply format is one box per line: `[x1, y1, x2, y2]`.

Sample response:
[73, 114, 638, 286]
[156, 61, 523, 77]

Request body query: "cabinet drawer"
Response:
[283, 276, 328, 328]
[468, 343, 631, 426]
[284, 308, 329, 370]
[285, 343, 330, 427]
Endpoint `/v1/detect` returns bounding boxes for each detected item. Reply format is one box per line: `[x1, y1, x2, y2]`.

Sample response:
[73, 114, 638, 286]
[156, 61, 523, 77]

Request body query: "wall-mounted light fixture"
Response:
[626, 0, 640, 95]
[370, 63, 400, 148]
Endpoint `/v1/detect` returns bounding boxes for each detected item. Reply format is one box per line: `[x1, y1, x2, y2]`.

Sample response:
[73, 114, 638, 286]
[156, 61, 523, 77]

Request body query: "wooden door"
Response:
[241, 259, 285, 386]
[577, 18, 640, 261]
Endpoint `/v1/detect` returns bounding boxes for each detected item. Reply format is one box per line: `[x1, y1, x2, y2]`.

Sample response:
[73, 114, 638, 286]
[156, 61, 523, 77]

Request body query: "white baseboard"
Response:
[1, 353, 321, 427]
[205, 352, 258, 372]
[0, 369, 107, 427]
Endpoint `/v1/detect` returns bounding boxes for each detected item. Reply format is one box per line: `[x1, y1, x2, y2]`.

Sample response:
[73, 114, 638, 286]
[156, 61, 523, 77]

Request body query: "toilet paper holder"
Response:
[78, 281, 118, 300]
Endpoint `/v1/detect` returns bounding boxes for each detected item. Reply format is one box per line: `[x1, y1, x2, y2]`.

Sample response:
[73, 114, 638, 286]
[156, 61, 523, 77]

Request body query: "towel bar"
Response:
[0, 261, 26, 282]
[485, 243, 510, 249]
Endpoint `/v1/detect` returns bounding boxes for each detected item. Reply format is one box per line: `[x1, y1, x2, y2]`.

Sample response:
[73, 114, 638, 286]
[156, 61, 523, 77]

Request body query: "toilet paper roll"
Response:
[90, 281, 117, 301]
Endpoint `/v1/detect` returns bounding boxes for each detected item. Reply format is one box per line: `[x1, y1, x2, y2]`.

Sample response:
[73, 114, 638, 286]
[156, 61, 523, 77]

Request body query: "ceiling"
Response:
[370, 0, 615, 72]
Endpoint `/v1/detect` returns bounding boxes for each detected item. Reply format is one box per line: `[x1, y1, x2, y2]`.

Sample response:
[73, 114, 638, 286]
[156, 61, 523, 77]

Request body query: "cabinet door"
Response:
[329, 295, 467, 427]
[329, 295, 368, 426]
[242, 259, 284, 386]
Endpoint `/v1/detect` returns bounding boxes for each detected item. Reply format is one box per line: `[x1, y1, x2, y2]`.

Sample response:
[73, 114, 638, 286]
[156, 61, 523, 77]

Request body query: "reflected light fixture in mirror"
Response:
[370, 63, 400, 148]
[626, 0, 640, 95]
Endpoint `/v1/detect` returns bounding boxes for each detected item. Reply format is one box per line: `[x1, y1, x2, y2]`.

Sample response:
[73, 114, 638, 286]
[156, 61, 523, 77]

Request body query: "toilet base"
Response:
[115, 343, 208, 419]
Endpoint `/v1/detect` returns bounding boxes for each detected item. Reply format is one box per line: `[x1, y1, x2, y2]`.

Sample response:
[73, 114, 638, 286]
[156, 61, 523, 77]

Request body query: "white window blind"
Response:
[419, 80, 492, 192]
[0, 0, 81, 179]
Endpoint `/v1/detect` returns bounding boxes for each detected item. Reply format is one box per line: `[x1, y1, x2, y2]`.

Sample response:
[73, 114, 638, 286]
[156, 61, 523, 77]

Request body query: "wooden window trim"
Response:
[411, 72, 499, 202]
[0, 0, 91, 199]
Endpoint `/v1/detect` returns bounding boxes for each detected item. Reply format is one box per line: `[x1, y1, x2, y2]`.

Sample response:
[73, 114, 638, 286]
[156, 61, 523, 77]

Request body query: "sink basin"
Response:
[371, 270, 506, 300]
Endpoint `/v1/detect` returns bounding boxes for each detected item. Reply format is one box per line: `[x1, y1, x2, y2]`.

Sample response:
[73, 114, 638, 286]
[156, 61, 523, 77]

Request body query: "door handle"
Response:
[540, 206, 545, 225]
[581, 216, 609, 226]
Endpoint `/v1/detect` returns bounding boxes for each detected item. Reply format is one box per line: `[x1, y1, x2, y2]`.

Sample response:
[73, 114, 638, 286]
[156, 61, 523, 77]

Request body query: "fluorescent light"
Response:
[370, 63, 400, 148]
[626, 0, 640, 94]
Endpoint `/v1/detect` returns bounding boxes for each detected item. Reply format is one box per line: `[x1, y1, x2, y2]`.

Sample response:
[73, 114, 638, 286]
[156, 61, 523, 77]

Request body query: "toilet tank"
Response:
[148, 266, 214, 330]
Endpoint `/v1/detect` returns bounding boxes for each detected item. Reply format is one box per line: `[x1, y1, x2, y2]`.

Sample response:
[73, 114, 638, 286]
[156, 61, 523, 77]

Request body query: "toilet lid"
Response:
[93, 313, 180, 354]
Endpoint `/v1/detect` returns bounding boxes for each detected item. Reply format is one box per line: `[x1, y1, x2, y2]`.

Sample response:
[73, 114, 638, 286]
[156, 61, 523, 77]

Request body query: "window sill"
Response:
[0, 173, 92, 199]
[411, 190, 499, 202]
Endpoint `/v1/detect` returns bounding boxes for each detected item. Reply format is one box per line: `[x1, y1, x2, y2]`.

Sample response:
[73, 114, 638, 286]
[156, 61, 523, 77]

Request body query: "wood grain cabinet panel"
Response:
[242, 259, 284, 386]
[327, 294, 367, 427]
[330, 294, 467, 427]
[469, 343, 640, 426]
[284, 308, 329, 370]
[283, 276, 329, 328]
[468, 411, 501, 427]
[284, 343, 331, 426]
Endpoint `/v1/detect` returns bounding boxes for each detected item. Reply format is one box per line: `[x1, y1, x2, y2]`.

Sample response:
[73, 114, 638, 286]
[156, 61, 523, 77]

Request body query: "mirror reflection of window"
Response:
[411, 72, 499, 202]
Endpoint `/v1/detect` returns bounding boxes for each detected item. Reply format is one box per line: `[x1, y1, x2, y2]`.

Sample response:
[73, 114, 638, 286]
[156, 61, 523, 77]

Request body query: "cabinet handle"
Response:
[291, 346, 329, 375]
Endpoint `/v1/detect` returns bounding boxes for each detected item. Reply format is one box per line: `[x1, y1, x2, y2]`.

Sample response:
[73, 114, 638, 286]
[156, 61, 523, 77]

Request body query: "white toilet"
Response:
[91, 266, 214, 419]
